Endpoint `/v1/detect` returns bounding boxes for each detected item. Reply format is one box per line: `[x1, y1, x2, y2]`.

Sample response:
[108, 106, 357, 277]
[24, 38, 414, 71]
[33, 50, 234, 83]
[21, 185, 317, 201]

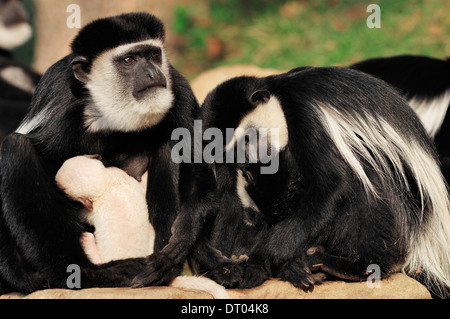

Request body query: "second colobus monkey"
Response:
[186, 67, 450, 298]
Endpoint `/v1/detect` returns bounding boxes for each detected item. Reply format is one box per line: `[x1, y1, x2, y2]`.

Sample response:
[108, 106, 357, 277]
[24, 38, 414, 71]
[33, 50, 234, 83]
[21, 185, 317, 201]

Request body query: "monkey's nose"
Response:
[146, 68, 155, 79]
[141, 64, 166, 88]
[133, 64, 167, 99]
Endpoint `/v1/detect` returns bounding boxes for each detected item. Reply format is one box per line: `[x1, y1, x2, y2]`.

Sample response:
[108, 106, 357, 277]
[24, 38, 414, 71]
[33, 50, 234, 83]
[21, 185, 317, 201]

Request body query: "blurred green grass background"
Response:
[170, 0, 450, 79]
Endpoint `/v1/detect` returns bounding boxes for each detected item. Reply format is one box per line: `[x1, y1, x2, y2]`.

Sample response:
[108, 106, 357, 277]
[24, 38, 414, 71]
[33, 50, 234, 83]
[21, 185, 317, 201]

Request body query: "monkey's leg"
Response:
[0, 204, 47, 294]
[305, 246, 375, 281]
[189, 189, 248, 276]
[131, 201, 200, 287]
[80, 232, 103, 265]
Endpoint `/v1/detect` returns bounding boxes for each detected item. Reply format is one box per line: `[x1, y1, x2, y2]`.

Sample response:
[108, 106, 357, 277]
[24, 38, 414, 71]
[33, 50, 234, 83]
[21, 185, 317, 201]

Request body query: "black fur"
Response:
[0, 13, 198, 294]
[351, 54, 450, 182]
[71, 13, 165, 62]
[185, 67, 449, 297]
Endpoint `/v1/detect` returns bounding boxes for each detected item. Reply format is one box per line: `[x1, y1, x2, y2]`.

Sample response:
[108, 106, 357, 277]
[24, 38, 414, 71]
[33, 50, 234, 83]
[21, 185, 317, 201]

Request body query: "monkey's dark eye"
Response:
[151, 51, 161, 60]
[123, 56, 137, 65]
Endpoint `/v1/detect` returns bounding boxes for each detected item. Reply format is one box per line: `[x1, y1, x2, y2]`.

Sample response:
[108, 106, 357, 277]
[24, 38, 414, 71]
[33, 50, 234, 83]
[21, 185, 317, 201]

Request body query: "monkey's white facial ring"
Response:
[84, 40, 174, 133]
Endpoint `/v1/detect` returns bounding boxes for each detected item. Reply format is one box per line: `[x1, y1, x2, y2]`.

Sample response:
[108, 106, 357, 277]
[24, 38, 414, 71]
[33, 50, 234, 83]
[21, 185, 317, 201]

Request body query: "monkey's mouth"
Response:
[133, 84, 166, 100]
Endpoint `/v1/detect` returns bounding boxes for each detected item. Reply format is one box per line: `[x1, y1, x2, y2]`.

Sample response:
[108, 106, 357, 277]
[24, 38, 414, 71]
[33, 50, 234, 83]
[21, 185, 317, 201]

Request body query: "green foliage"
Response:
[171, 0, 450, 79]
[173, 6, 191, 34]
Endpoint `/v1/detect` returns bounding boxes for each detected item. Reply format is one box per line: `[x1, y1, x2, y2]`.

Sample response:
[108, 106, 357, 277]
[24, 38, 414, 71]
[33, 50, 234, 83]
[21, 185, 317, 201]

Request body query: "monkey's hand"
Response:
[131, 253, 183, 288]
[278, 255, 326, 292]
[205, 262, 270, 289]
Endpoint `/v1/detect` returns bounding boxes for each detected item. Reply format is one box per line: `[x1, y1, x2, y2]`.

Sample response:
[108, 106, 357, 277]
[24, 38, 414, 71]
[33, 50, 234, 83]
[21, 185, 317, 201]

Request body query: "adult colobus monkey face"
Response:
[202, 76, 289, 170]
[69, 15, 174, 133]
[0, 0, 32, 50]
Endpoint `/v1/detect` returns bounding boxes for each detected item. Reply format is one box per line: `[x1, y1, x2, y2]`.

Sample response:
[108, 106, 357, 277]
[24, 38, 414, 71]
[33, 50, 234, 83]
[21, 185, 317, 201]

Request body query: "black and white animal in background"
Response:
[0, 12, 198, 294]
[0, 0, 41, 142]
[185, 67, 450, 298]
[351, 55, 450, 183]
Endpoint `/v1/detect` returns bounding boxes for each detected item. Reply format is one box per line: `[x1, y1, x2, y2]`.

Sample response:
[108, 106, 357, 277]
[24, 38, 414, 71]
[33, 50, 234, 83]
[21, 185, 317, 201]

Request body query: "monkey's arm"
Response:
[187, 187, 250, 275]
[131, 161, 219, 287]
[204, 168, 349, 289]
[102, 153, 149, 182]
[131, 66, 204, 287]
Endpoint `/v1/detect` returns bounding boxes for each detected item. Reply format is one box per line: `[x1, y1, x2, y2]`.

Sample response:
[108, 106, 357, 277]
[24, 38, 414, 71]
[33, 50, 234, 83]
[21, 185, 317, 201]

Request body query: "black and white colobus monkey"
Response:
[0, 0, 41, 142]
[0, 13, 198, 294]
[186, 67, 450, 298]
[351, 55, 450, 183]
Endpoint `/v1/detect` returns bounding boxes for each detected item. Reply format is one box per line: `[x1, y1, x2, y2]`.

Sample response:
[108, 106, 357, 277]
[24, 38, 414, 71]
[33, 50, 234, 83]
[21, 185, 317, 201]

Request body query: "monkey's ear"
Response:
[71, 56, 89, 83]
[250, 90, 271, 106]
[81, 198, 94, 211]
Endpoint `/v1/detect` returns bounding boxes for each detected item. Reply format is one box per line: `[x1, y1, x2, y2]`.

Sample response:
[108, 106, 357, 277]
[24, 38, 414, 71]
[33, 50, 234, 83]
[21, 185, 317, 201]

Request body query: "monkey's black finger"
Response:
[131, 254, 182, 287]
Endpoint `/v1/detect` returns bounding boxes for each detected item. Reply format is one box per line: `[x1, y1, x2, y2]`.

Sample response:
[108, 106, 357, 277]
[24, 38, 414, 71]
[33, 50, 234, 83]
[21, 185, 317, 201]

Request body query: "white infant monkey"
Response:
[55, 155, 230, 299]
